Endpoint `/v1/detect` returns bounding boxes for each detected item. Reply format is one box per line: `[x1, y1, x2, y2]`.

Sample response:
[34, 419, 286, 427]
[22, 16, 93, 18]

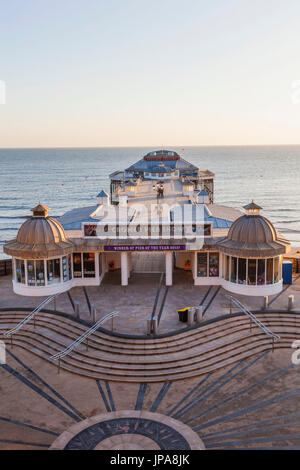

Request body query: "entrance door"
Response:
[131, 252, 165, 273]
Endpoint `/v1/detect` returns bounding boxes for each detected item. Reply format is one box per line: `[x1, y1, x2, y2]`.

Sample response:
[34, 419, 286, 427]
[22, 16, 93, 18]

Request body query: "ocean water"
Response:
[0, 146, 300, 258]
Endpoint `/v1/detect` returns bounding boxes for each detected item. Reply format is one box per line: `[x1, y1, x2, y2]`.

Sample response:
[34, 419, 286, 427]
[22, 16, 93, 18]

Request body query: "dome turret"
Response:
[4, 204, 73, 259]
[217, 202, 288, 257]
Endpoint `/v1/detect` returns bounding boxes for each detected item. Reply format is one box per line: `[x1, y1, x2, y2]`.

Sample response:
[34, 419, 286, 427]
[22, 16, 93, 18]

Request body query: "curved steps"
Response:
[0, 311, 299, 382]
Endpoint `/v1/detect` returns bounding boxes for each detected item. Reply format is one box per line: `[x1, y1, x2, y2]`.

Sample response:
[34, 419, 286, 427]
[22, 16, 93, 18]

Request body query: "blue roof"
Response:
[202, 205, 232, 228]
[198, 190, 208, 196]
[148, 164, 173, 173]
[169, 205, 234, 230]
[59, 201, 235, 232]
[62, 214, 233, 231]
[125, 153, 198, 173]
[97, 190, 108, 197]
[207, 216, 233, 229]
[62, 218, 95, 230]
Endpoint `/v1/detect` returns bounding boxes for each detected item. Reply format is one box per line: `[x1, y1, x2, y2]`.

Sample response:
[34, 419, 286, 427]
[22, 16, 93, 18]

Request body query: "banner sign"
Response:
[104, 245, 186, 252]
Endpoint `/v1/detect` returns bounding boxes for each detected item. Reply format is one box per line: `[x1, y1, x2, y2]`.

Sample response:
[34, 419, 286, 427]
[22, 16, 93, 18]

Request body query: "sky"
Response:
[0, 0, 300, 148]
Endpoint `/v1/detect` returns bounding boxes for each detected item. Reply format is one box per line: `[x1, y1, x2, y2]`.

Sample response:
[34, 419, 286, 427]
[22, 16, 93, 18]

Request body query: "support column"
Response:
[121, 252, 128, 286]
[165, 251, 173, 286]
[95, 252, 100, 282]
[128, 252, 132, 279]
[103, 253, 108, 273]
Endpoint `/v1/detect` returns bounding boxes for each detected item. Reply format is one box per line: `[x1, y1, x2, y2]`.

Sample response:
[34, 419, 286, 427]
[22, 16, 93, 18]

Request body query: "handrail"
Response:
[151, 272, 164, 332]
[50, 311, 119, 361]
[3, 294, 58, 337]
[226, 295, 280, 342]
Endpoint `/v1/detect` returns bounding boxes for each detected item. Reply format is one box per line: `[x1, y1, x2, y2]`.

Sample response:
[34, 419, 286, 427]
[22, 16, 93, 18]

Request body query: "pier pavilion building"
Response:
[4, 150, 290, 297]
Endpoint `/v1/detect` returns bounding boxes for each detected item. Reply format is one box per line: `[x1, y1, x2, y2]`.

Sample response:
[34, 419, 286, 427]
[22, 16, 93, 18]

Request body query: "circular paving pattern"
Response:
[95, 435, 160, 450]
[50, 410, 205, 450]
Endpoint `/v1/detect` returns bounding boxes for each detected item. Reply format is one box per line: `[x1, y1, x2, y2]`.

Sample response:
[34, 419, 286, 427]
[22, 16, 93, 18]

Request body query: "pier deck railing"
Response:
[226, 295, 280, 343]
[3, 294, 58, 338]
[50, 311, 119, 366]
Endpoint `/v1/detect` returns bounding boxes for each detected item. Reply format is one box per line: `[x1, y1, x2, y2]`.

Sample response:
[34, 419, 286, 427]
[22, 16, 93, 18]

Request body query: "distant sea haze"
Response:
[0, 145, 299, 258]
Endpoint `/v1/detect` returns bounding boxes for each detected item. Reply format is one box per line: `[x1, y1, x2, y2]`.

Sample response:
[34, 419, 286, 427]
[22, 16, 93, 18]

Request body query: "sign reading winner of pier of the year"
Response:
[104, 245, 186, 252]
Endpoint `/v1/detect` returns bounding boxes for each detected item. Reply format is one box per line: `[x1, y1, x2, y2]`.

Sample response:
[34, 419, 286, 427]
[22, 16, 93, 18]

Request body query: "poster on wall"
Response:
[84, 225, 97, 237]
[197, 253, 207, 277]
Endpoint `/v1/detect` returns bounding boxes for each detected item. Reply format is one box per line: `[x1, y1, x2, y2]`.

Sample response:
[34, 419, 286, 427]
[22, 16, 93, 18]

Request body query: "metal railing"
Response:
[3, 294, 58, 338]
[226, 295, 280, 342]
[50, 311, 119, 367]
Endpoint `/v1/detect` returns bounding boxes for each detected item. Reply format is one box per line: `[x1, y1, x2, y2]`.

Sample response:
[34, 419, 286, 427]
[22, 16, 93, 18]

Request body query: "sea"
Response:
[0, 145, 300, 259]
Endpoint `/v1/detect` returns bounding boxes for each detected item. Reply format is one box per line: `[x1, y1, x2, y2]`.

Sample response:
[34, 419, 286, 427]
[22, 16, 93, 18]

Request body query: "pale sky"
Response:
[0, 0, 300, 148]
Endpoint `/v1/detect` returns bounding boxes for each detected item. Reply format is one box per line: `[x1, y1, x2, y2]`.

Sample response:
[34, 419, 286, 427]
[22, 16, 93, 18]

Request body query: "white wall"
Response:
[221, 279, 283, 296]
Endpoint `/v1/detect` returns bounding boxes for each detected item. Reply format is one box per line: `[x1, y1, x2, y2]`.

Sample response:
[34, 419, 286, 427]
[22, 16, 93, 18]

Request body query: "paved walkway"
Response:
[1, 346, 300, 449]
[1, 273, 300, 335]
[1, 271, 300, 449]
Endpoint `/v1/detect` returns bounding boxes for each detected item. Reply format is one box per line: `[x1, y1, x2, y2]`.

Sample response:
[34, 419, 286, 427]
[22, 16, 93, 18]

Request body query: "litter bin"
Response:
[178, 307, 193, 323]
[282, 261, 293, 285]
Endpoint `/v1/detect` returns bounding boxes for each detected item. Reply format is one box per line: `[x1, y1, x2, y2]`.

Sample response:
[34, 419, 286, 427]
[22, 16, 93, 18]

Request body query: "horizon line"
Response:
[0, 143, 300, 150]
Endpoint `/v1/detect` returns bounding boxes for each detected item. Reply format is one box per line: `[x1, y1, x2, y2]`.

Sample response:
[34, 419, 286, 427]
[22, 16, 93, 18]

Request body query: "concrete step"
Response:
[3, 329, 295, 380]
[6, 338, 288, 382]
[1, 310, 299, 382]
[1, 312, 300, 356]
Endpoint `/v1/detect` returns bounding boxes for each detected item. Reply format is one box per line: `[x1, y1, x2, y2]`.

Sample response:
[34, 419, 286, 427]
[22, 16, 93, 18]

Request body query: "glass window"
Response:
[73, 253, 82, 278]
[27, 260, 36, 286]
[83, 253, 95, 278]
[197, 252, 208, 277]
[204, 224, 212, 237]
[274, 257, 280, 283]
[209, 252, 219, 277]
[231, 257, 237, 283]
[68, 254, 72, 280]
[267, 258, 273, 284]
[224, 255, 230, 281]
[257, 259, 266, 285]
[35, 260, 45, 286]
[62, 256, 69, 282]
[47, 258, 61, 284]
[248, 259, 257, 285]
[15, 259, 25, 284]
[238, 258, 247, 284]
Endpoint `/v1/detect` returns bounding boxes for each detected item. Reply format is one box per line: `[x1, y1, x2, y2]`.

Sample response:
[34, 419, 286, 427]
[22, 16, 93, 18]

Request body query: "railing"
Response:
[50, 311, 119, 367]
[3, 294, 58, 338]
[226, 295, 280, 343]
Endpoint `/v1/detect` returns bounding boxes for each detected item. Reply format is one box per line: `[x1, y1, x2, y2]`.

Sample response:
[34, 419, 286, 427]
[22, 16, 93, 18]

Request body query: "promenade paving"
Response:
[0, 346, 299, 450]
[1, 272, 300, 335]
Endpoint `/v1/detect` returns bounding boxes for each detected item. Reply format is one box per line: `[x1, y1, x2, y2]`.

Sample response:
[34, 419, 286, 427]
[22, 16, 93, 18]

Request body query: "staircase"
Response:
[0, 311, 299, 382]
